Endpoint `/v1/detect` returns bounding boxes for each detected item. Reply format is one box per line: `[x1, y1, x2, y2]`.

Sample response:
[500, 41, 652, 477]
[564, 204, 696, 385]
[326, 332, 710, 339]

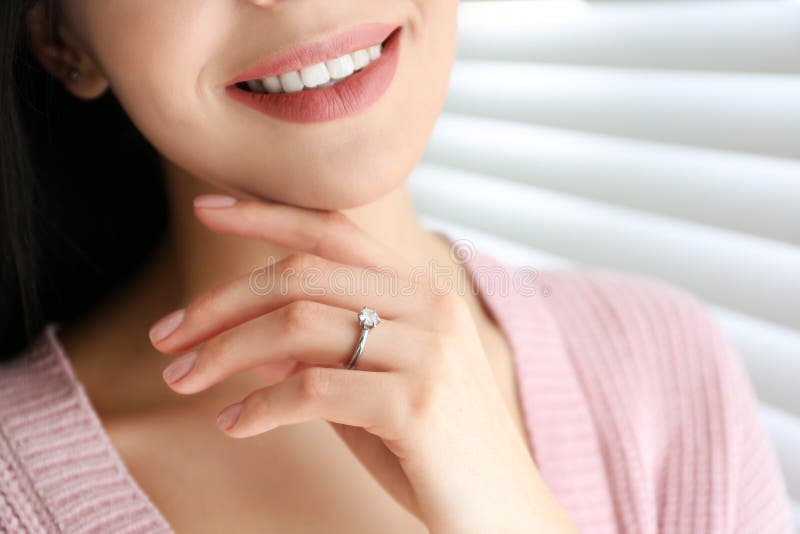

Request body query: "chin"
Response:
[238, 140, 420, 210]
[296, 169, 406, 210]
[227, 160, 408, 210]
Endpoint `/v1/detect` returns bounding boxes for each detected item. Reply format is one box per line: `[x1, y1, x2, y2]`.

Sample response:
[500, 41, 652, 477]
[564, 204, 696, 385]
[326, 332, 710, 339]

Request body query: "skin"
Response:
[24, 1, 577, 532]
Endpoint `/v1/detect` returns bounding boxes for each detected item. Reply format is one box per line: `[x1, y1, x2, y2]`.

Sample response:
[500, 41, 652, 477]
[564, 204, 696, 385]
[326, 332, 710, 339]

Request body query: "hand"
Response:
[149, 194, 577, 533]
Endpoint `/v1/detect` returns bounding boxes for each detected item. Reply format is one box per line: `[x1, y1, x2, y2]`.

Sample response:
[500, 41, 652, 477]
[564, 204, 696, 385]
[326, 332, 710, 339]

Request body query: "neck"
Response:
[62, 158, 460, 416]
[160, 157, 439, 307]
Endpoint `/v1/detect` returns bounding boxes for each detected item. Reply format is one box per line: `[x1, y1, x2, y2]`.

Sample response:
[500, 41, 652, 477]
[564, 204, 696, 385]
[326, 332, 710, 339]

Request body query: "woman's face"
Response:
[53, 0, 459, 208]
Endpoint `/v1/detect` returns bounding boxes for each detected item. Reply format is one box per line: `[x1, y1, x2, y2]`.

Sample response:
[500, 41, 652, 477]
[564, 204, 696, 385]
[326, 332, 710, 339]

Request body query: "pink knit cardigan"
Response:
[0, 242, 793, 533]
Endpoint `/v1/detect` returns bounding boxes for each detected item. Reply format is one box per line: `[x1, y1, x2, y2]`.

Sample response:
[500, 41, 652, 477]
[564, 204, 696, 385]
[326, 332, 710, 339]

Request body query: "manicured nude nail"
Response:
[216, 403, 243, 431]
[149, 308, 185, 343]
[194, 195, 238, 208]
[162, 351, 198, 384]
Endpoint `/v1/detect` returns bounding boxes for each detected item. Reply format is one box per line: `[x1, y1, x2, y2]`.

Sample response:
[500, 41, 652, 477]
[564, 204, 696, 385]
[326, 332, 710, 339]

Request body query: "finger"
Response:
[163, 301, 424, 394]
[216, 367, 409, 440]
[150, 251, 435, 354]
[193, 196, 421, 280]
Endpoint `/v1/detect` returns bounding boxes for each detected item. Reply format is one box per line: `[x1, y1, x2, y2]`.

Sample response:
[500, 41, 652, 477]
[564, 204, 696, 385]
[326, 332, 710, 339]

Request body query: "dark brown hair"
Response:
[1, 0, 169, 360]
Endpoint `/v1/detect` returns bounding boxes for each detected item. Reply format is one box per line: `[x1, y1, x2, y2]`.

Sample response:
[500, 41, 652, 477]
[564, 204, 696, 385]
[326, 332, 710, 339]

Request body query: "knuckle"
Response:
[440, 292, 468, 317]
[285, 251, 321, 276]
[426, 331, 453, 360]
[423, 332, 460, 378]
[406, 375, 440, 421]
[283, 300, 320, 335]
[377, 379, 413, 437]
[427, 292, 467, 330]
[299, 367, 332, 402]
[401, 336, 457, 422]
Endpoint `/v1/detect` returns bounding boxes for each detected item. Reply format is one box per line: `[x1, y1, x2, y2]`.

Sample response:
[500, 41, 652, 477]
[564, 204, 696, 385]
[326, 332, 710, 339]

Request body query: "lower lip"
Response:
[225, 27, 401, 124]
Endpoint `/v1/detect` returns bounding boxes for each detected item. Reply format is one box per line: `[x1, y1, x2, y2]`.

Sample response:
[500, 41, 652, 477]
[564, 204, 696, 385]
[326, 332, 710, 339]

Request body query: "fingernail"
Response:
[194, 195, 238, 208]
[162, 351, 198, 384]
[149, 308, 185, 343]
[216, 402, 243, 431]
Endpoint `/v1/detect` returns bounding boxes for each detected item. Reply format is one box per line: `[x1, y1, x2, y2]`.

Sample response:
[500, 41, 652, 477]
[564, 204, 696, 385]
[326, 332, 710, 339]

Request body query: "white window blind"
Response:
[408, 1, 800, 528]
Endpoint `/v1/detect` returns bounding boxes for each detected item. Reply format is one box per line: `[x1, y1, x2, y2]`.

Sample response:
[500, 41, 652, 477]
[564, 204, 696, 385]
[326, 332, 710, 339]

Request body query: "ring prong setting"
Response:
[358, 306, 381, 329]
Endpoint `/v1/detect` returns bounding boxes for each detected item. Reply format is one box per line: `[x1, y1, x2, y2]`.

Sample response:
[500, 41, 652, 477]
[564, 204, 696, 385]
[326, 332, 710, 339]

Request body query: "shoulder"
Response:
[531, 265, 728, 369]
[528, 265, 775, 431]
[487, 261, 723, 385]
[529, 264, 747, 420]
[527, 266, 793, 532]
[534, 264, 708, 326]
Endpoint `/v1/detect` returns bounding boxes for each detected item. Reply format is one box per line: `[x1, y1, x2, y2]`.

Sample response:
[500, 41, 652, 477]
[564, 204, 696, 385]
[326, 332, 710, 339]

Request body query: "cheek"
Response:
[378, 0, 458, 165]
[86, 2, 228, 159]
[355, 0, 458, 196]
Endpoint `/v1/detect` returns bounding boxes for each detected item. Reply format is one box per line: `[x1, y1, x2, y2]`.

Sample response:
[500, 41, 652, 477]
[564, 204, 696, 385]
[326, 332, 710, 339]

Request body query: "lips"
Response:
[225, 22, 400, 86]
[225, 23, 402, 124]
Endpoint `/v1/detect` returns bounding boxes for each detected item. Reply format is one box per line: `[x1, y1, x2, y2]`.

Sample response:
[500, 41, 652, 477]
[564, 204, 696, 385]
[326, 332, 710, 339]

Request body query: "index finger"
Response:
[193, 195, 420, 280]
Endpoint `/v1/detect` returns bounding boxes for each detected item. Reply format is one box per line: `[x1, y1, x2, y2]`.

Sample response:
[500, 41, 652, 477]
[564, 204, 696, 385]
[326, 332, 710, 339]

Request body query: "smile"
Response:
[235, 42, 384, 94]
[225, 22, 402, 124]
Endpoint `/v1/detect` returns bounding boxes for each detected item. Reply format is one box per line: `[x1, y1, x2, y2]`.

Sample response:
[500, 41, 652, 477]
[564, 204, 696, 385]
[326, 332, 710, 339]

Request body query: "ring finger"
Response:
[162, 300, 427, 394]
[151, 252, 433, 355]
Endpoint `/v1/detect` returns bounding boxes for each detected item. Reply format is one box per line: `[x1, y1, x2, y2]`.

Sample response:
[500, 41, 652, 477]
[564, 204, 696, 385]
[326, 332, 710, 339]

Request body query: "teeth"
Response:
[247, 79, 266, 93]
[299, 62, 330, 88]
[262, 76, 282, 93]
[278, 70, 304, 93]
[325, 54, 355, 80]
[245, 43, 384, 94]
[350, 49, 370, 70]
[367, 44, 381, 61]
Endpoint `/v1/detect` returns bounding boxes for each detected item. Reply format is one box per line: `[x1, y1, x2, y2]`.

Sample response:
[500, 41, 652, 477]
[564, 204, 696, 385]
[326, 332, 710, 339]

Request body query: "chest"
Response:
[104, 332, 531, 533]
[107, 413, 429, 533]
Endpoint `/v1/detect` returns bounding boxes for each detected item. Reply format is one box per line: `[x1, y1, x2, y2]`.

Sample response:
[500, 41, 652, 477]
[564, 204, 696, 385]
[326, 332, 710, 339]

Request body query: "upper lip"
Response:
[225, 22, 400, 86]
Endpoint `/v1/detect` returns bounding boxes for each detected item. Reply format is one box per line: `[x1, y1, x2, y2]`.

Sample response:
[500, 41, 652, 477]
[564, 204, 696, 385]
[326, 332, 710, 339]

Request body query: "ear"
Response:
[23, 1, 109, 100]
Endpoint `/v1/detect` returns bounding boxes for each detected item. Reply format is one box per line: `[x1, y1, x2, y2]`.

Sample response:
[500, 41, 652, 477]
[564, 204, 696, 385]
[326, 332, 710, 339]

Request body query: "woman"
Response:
[0, 0, 792, 532]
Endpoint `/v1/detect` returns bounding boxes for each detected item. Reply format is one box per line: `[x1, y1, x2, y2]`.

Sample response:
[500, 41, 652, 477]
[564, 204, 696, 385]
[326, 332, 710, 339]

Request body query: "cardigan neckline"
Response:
[11, 231, 606, 531]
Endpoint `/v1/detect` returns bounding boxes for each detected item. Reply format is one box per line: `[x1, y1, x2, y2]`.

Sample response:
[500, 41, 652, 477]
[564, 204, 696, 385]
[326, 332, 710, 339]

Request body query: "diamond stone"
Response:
[358, 307, 381, 329]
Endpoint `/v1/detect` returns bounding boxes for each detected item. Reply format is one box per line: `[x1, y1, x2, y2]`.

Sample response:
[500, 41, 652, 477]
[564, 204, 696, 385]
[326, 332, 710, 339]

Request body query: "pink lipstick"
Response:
[225, 22, 402, 124]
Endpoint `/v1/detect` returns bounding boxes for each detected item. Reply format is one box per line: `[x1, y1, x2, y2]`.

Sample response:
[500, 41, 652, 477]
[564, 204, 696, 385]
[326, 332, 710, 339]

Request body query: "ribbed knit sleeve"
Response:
[684, 289, 794, 533]
[644, 276, 793, 534]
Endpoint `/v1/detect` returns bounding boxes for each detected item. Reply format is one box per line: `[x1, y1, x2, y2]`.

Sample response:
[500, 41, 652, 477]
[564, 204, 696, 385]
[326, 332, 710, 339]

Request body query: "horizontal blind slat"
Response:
[423, 113, 800, 245]
[409, 162, 800, 330]
[443, 62, 800, 159]
[458, 0, 800, 74]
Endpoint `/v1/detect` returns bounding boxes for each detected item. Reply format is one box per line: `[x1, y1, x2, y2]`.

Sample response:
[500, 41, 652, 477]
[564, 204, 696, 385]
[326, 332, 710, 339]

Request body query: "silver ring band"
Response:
[345, 307, 380, 370]
[346, 328, 370, 370]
